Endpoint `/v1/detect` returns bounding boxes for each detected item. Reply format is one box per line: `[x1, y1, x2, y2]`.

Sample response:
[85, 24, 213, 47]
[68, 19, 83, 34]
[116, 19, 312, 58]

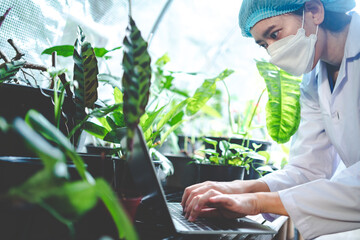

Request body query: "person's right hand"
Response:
[181, 179, 269, 211]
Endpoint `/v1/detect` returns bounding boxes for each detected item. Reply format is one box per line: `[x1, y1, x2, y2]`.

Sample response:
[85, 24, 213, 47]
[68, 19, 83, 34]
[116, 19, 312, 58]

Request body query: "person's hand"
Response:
[184, 190, 261, 221]
[181, 180, 269, 212]
[184, 190, 288, 222]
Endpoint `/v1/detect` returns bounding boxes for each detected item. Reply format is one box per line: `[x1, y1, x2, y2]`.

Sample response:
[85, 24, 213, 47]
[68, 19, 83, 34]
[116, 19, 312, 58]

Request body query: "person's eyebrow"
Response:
[255, 25, 277, 44]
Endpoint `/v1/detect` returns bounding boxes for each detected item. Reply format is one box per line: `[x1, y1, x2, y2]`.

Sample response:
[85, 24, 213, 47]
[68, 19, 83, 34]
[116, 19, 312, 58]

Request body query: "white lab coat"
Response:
[261, 12, 360, 240]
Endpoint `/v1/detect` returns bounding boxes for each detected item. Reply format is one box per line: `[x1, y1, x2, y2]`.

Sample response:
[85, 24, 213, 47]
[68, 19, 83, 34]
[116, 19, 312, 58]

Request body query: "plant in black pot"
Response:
[194, 137, 267, 183]
[0, 110, 138, 240]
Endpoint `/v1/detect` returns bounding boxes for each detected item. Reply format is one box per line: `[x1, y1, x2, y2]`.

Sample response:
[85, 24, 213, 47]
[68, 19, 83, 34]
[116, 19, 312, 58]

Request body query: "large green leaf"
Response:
[42, 45, 122, 58]
[256, 60, 301, 143]
[73, 26, 99, 121]
[83, 121, 108, 139]
[186, 69, 234, 116]
[25, 110, 90, 182]
[122, 17, 151, 150]
[11, 113, 137, 240]
[95, 179, 138, 240]
[0, 60, 25, 82]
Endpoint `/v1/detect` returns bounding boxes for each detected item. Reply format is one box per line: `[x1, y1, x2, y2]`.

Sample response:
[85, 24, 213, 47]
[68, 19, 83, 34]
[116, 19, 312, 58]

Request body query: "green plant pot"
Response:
[197, 163, 245, 182]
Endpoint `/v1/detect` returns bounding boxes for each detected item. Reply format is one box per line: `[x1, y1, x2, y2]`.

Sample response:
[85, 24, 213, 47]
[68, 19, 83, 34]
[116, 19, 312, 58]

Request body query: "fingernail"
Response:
[188, 216, 194, 222]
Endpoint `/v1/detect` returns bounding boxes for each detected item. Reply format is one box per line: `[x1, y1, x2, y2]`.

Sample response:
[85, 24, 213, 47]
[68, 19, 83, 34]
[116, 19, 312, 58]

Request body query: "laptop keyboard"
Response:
[168, 202, 224, 231]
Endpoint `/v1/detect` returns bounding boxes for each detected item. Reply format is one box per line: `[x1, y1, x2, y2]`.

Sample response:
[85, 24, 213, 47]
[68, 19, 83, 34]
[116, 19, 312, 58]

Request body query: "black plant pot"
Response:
[0, 155, 119, 239]
[164, 154, 198, 191]
[0, 83, 76, 156]
[197, 164, 245, 182]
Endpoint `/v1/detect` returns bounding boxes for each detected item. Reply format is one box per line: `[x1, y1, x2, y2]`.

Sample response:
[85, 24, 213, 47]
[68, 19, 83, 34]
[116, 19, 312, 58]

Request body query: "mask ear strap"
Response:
[302, 9, 305, 28]
[315, 25, 319, 35]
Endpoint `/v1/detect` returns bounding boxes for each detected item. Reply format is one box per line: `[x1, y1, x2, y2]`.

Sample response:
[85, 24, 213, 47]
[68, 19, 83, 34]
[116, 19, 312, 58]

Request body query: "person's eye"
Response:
[270, 31, 279, 40]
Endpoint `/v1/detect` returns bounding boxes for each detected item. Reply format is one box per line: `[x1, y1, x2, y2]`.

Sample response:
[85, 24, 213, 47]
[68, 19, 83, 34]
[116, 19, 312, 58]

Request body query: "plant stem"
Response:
[221, 79, 234, 133]
[245, 87, 266, 135]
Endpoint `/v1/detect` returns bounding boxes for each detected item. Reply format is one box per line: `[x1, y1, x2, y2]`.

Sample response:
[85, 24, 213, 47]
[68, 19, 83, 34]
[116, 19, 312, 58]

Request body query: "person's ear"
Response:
[305, 0, 325, 25]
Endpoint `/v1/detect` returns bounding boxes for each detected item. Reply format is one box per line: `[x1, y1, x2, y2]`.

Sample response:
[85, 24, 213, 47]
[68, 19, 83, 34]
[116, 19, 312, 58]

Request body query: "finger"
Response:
[184, 185, 210, 212]
[188, 189, 221, 221]
[181, 182, 207, 207]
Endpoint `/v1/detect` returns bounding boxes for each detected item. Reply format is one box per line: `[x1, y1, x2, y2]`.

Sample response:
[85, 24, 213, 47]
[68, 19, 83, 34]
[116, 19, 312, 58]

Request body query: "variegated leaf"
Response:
[122, 17, 151, 150]
[73, 26, 99, 119]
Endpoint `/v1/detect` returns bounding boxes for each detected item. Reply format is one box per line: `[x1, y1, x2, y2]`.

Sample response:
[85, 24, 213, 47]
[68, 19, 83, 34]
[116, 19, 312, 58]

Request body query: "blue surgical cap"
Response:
[239, 0, 356, 37]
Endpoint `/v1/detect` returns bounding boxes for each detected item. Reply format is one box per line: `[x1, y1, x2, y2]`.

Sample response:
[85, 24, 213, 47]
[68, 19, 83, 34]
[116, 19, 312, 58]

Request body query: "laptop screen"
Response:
[127, 126, 175, 227]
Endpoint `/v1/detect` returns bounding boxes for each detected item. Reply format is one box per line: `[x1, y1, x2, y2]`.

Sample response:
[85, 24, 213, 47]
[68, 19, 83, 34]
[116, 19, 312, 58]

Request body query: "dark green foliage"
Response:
[0, 60, 25, 83]
[42, 45, 122, 59]
[7, 110, 138, 239]
[122, 17, 151, 150]
[72, 26, 99, 144]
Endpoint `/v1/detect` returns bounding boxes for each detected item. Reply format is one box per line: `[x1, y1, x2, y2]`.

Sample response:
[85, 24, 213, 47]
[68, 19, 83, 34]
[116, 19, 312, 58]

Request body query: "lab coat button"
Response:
[332, 111, 340, 119]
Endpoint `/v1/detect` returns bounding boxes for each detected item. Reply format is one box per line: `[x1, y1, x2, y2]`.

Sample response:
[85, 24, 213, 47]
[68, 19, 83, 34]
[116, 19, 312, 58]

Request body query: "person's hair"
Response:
[292, 6, 351, 32]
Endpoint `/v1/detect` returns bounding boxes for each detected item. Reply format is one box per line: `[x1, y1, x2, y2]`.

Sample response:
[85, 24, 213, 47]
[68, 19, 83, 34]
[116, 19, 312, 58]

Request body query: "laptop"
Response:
[127, 125, 276, 236]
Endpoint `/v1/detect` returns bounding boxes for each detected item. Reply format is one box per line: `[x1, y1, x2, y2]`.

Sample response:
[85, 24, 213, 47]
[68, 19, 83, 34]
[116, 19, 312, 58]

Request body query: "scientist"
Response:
[181, 0, 360, 239]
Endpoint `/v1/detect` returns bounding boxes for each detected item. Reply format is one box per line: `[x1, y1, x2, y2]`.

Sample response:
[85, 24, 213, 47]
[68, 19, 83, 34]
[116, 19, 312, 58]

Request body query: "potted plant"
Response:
[193, 137, 267, 182]
[0, 110, 137, 239]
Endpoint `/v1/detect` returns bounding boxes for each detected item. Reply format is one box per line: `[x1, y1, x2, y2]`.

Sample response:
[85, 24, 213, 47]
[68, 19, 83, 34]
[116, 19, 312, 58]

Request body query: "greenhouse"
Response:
[0, 0, 360, 239]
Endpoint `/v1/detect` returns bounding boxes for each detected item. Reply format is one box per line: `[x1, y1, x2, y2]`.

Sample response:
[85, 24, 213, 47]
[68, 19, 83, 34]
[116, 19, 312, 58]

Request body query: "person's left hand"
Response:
[183, 189, 261, 222]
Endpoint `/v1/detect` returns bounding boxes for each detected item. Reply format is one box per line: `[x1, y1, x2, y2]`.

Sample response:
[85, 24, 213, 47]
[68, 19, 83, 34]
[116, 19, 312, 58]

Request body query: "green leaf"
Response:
[89, 104, 122, 118]
[169, 110, 184, 126]
[122, 17, 152, 150]
[256, 60, 301, 143]
[25, 110, 90, 182]
[186, 69, 234, 116]
[42, 45, 122, 58]
[13, 117, 67, 171]
[83, 121, 108, 139]
[114, 87, 123, 104]
[202, 138, 218, 150]
[73, 26, 99, 129]
[106, 116, 118, 130]
[155, 53, 170, 67]
[156, 99, 191, 132]
[159, 119, 186, 146]
[98, 73, 122, 90]
[103, 127, 127, 144]
[95, 179, 138, 240]
[94, 46, 122, 58]
[112, 111, 126, 128]
[0, 60, 25, 82]
[41, 45, 74, 57]
[140, 106, 165, 133]
[0, 116, 9, 132]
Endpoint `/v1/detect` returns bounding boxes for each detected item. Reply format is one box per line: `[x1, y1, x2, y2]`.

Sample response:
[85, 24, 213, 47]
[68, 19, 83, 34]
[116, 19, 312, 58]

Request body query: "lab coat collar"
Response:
[313, 12, 360, 94]
[344, 12, 360, 59]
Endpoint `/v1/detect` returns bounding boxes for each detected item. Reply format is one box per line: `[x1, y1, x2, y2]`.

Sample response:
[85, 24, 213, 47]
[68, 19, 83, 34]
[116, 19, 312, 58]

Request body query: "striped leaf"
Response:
[122, 17, 151, 150]
[0, 60, 25, 83]
[73, 26, 99, 120]
[256, 60, 301, 143]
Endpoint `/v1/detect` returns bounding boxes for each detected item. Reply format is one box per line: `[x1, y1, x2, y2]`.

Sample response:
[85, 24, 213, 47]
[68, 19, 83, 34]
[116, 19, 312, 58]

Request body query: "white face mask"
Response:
[267, 10, 319, 76]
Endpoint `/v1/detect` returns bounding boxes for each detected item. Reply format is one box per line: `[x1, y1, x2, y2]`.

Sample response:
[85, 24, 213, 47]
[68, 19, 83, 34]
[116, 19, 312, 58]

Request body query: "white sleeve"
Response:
[279, 161, 360, 239]
[262, 73, 339, 191]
